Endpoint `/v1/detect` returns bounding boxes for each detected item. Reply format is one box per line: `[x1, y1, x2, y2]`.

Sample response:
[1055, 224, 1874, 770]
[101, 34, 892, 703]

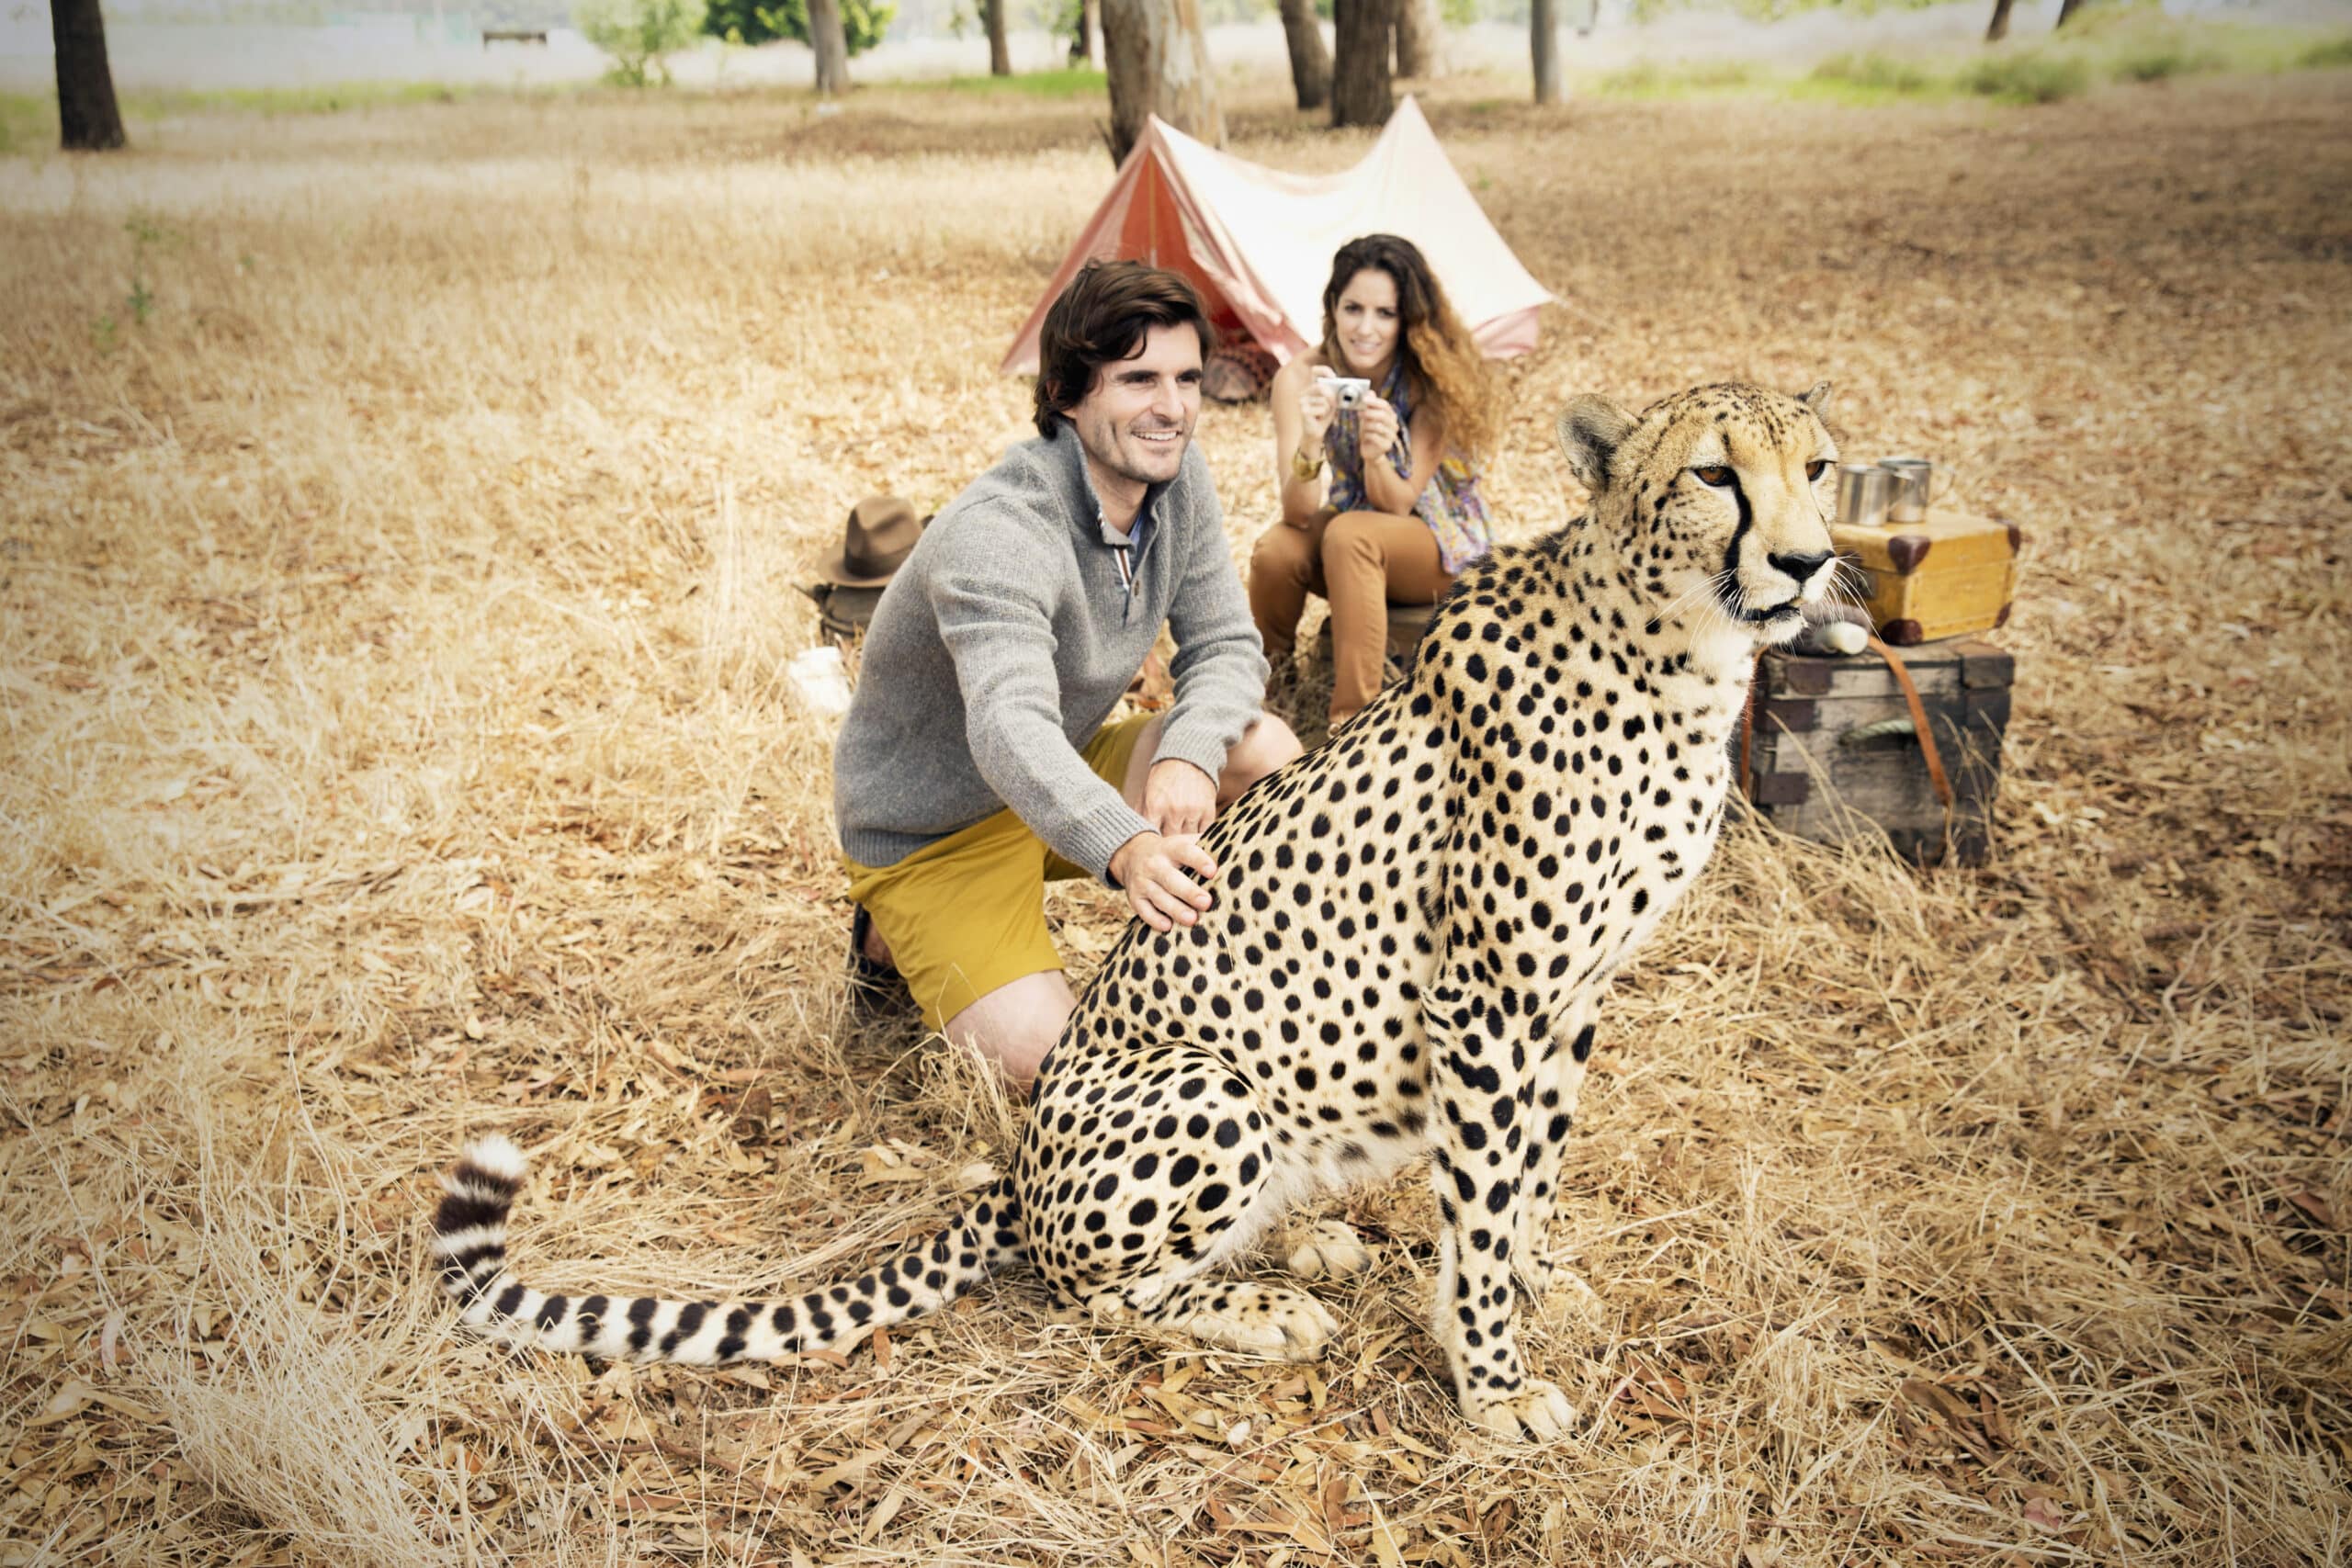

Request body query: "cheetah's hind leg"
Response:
[1281, 1219, 1376, 1281]
[1083, 1276, 1341, 1361]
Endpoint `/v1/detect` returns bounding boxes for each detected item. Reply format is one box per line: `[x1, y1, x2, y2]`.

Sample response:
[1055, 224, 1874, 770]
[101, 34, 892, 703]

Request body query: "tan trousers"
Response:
[1249, 510, 1453, 726]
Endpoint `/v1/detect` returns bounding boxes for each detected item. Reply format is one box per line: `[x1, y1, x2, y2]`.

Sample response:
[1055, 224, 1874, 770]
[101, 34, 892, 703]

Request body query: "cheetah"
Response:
[433, 381, 1842, 1440]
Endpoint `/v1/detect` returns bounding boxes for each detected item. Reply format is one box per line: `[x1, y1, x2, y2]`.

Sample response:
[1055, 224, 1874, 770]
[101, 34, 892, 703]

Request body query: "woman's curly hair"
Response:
[1317, 234, 1498, 464]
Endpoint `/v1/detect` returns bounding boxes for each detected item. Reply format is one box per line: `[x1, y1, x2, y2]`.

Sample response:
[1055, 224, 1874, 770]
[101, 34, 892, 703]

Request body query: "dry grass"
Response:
[3, 66, 2348, 1567]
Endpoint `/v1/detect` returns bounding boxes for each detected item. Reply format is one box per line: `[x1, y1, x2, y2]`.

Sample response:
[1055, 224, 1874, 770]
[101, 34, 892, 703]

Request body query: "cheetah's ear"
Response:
[1797, 380, 1835, 420]
[1555, 396, 1636, 497]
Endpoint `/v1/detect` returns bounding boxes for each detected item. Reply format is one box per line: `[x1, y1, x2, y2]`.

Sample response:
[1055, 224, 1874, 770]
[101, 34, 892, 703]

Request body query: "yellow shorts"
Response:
[842, 713, 1153, 1032]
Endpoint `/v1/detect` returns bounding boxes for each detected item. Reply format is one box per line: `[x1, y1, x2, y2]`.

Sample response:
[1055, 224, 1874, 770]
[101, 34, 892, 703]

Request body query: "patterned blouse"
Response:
[1322, 363, 1493, 576]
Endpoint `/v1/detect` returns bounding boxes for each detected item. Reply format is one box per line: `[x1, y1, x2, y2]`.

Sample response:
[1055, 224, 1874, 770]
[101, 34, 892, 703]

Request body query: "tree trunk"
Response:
[986, 0, 1012, 75]
[1276, 0, 1329, 110]
[2054, 0, 2086, 26]
[1102, 0, 1224, 165]
[1531, 0, 1560, 106]
[808, 0, 850, 95]
[1984, 0, 2014, 41]
[1329, 0, 1393, 129]
[1394, 0, 1438, 80]
[51, 0, 126, 152]
[1074, 0, 1100, 64]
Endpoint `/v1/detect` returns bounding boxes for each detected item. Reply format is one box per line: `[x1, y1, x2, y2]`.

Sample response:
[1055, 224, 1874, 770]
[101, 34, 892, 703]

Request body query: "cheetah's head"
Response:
[1555, 381, 1839, 646]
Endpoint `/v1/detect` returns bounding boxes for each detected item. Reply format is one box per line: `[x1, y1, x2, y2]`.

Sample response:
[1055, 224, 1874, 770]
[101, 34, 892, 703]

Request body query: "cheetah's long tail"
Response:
[430, 1136, 1023, 1364]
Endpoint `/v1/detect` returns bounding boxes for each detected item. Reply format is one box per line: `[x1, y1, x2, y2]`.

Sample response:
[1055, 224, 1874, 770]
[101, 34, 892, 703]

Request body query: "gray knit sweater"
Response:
[832, 422, 1269, 883]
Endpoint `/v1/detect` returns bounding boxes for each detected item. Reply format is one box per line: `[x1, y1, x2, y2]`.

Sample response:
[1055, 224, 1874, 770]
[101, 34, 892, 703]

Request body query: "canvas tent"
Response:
[1001, 96, 1553, 377]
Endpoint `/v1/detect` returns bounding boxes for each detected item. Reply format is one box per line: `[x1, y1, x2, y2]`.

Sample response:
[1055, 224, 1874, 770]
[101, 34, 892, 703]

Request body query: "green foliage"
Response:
[2296, 34, 2352, 69]
[946, 66, 1106, 97]
[1810, 51, 1932, 95]
[1594, 61, 1662, 95]
[574, 0, 708, 86]
[704, 0, 894, 56]
[1683, 59, 1758, 88]
[1439, 0, 1478, 26]
[111, 213, 181, 337]
[0, 91, 40, 153]
[1627, 0, 1914, 21]
[2111, 43, 2222, 82]
[1957, 51, 2090, 103]
[1594, 59, 1758, 97]
[2, 83, 482, 158]
[135, 82, 465, 116]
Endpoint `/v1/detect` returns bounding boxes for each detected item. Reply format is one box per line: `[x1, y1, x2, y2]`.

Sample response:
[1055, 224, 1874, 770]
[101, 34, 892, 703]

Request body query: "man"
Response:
[833, 262, 1302, 1089]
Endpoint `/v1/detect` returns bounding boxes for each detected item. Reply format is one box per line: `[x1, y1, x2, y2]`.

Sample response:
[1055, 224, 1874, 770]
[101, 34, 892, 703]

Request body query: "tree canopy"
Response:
[705, 0, 895, 54]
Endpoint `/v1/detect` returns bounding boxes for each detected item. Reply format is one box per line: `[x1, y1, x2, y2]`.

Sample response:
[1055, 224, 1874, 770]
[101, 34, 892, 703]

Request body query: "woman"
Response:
[1249, 233, 1497, 730]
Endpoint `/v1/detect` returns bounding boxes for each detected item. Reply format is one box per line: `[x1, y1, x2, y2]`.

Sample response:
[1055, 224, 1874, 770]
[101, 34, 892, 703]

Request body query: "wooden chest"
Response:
[1736, 638, 2014, 866]
[1833, 510, 2023, 647]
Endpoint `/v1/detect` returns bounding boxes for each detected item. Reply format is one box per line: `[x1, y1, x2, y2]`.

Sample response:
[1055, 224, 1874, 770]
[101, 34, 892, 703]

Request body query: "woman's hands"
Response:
[1297, 372, 1339, 446]
[1282, 372, 1340, 529]
[1298, 374, 1399, 459]
[1355, 391, 1402, 464]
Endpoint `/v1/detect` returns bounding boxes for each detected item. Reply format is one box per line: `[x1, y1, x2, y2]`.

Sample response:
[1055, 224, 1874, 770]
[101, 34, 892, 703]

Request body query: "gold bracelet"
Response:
[1290, 445, 1324, 482]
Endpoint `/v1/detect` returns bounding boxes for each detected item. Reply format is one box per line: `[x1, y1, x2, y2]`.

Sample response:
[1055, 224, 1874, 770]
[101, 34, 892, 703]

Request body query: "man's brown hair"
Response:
[1034, 260, 1216, 438]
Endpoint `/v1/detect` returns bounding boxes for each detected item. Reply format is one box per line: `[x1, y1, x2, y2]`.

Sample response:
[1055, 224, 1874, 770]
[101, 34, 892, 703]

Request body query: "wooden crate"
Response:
[1737, 638, 2014, 866]
[1833, 509, 2023, 646]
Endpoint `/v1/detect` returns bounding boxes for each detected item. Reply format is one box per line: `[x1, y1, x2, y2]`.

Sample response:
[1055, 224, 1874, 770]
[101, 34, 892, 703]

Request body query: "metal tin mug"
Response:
[1836, 464, 1895, 528]
[1878, 457, 1932, 524]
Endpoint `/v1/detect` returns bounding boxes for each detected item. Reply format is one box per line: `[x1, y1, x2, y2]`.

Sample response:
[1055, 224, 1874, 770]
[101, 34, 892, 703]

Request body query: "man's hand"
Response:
[1108, 830, 1218, 932]
[1143, 757, 1216, 839]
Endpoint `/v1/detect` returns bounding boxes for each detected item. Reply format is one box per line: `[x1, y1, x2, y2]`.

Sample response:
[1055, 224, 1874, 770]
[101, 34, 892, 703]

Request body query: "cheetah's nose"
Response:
[1769, 549, 1834, 584]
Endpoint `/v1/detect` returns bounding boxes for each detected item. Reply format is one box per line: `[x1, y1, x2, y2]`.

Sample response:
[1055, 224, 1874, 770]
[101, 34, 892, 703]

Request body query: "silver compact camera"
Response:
[1329, 377, 1372, 411]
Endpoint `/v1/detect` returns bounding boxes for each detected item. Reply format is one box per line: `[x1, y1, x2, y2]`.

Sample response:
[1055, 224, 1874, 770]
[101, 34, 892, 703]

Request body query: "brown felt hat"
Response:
[820, 496, 925, 587]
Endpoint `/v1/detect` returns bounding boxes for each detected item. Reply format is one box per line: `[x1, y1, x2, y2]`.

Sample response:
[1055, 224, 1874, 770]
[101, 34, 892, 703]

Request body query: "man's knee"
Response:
[945, 970, 1075, 1089]
[1222, 714, 1302, 800]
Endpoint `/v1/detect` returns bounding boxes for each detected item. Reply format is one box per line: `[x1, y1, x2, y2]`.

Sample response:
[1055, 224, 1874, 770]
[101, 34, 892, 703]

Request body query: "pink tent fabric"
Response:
[1001, 96, 1553, 376]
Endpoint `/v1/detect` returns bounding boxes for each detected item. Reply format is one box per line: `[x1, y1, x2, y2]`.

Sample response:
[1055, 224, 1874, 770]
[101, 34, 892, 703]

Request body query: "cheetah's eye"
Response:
[1690, 466, 1734, 488]
[1805, 460, 1830, 481]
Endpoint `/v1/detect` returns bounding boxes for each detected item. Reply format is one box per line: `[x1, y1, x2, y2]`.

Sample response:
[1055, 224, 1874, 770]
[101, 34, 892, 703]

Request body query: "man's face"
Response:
[1066, 323, 1203, 499]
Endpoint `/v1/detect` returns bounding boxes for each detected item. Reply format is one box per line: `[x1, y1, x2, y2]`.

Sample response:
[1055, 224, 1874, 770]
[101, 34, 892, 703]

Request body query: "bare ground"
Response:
[1, 67, 2347, 1567]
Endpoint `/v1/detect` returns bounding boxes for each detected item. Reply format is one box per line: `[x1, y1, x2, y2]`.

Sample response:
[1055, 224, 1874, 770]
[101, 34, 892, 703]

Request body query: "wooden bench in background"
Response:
[481, 28, 549, 46]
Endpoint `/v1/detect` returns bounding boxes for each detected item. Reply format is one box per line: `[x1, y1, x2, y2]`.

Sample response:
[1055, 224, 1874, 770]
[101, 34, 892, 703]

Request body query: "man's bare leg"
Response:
[942, 969, 1077, 1092]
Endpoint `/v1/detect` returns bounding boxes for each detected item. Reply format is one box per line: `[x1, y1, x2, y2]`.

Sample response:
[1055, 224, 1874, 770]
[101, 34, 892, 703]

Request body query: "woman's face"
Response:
[1332, 267, 1402, 378]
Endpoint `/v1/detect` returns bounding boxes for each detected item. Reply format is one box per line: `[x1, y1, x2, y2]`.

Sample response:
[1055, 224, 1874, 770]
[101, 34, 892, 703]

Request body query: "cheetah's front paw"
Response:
[1285, 1221, 1375, 1281]
[1465, 1379, 1577, 1442]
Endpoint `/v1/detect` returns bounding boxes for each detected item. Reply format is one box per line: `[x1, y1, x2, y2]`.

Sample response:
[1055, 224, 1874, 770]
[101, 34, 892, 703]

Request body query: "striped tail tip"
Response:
[456, 1134, 527, 1185]
[432, 1137, 527, 1303]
